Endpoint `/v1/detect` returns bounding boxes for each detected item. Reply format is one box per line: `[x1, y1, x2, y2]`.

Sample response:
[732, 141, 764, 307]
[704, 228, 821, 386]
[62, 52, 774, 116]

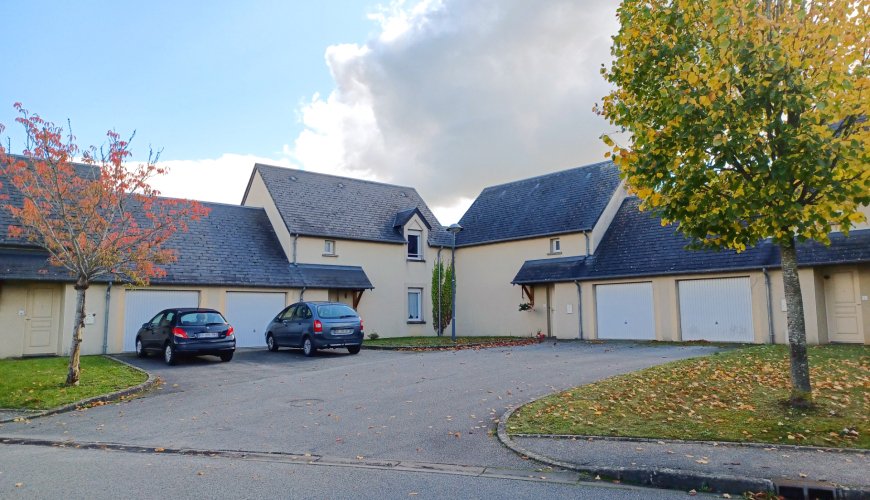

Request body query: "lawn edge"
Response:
[0, 355, 157, 424]
[508, 433, 870, 454]
[497, 399, 776, 495]
[498, 396, 869, 497]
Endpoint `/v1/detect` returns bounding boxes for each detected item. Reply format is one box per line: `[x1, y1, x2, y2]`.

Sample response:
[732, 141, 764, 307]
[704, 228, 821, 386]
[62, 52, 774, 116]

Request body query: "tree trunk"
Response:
[779, 238, 812, 406]
[66, 278, 89, 386]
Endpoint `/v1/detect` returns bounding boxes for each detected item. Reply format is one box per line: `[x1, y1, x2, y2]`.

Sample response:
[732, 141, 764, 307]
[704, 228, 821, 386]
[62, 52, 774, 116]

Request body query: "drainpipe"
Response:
[299, 286, 307, 301]
[292, 233, 299, 265]
[101, 281, 113, 354]
[763, 267, 775, 344]
[574, 280, 583, 340]
[437, 247, 443, 336]
[583, 230, 590, 256]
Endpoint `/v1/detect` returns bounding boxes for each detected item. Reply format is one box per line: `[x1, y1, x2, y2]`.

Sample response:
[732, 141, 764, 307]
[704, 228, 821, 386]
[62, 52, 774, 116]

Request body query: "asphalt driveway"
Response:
[0, 341, 716, 470]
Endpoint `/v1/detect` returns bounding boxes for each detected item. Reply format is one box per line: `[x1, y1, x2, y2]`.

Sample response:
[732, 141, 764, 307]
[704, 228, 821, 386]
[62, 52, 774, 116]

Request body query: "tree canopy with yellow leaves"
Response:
[598, 0, 868, 405]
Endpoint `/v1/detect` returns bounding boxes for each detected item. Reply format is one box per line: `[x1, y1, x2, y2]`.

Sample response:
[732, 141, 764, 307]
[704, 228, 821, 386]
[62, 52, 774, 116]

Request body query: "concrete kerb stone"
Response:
[497, 399, 777, 496]
[497, 397, 870, 498]
[0, 355, 158, 425]
[510, 432, 870, 456]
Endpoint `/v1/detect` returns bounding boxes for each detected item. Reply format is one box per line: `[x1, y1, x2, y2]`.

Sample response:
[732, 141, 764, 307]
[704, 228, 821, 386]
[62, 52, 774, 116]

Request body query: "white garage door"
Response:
[595, 282, 655, 340]
[225, 292, 286, 348]
[124, 290, 200, 351]
[679, 277, 753, 342]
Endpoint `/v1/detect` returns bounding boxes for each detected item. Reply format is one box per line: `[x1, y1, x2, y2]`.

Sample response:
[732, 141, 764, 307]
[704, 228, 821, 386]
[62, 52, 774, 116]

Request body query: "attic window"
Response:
[400, 192, 407, 197]
[323, 240, 336, 256]
[549, 238, 561, 255]
[290, 175, 298, 181]
[407, 230, 423, 260]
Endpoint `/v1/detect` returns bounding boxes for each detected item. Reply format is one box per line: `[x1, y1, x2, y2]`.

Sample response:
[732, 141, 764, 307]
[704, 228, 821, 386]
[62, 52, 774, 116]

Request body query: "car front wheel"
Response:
[266, 334, 278, 352]
[302, 337, 316, 357]
[135, 338, 147, 358]
[164, 343, 177, 366]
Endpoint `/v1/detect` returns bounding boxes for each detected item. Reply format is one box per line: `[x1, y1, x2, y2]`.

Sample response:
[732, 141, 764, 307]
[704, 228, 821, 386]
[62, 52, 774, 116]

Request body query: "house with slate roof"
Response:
[0, 157, 868, 358]
[455, 162, 870, 345]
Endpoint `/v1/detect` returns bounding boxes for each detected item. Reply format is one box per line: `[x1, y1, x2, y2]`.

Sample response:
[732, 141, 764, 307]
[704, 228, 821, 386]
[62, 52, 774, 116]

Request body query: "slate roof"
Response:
[295, 264, 373, 289]
[513, 197, 870, 284]
[249, 164, 452, 246]
[393, 207, 431, 229]
[456, 161, 622, 247]
[0, 198, 373, 289]
[0, 155, 99, 248]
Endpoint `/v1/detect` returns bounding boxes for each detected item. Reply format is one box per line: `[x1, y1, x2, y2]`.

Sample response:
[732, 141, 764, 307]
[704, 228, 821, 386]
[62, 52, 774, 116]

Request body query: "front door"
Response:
[24, 286, 61, 355]
[545, 285, 554, 338]
[825, 270, 863, 343]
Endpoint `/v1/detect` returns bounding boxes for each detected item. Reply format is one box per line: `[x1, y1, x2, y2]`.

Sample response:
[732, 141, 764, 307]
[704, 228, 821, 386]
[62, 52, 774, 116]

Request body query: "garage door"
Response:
[124, 290, 200, 351]
[595, 282, 655, 340]
[678, 277, 753, 342]
[225, 292, 286, 348]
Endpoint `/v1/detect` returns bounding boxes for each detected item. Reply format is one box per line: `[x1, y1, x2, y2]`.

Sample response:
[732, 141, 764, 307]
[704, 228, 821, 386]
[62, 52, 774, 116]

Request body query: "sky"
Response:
[1, 0, 621, 224]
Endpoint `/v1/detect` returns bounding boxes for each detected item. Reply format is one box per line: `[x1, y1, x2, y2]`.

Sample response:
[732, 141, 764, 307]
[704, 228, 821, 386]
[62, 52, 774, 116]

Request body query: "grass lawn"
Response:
[365, 336, 526, 347]
[508, 344, 869, 449]
[0, 355, 147, 410]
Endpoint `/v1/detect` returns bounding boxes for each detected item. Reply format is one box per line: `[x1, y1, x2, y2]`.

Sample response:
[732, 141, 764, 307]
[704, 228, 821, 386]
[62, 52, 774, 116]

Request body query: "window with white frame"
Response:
[324, 240, 336, 256]
[549, 237, 561, 254]
[407, 230, 423, 260]
[407, 288, 423, 321]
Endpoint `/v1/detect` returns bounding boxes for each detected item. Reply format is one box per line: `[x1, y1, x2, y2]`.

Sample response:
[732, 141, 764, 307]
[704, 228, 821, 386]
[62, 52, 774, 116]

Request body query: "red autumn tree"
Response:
[0, 104, 209, 385]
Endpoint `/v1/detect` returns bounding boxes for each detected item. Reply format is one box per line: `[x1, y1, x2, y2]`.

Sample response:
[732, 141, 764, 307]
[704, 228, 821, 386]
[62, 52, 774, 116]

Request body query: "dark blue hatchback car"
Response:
[265, 301, 363, 356]
[135, 308, 236, 365]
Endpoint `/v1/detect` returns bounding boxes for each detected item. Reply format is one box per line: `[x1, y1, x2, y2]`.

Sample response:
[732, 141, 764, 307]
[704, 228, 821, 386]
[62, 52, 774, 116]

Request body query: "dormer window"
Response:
[324, 240, 336, 256]
[407, 230, 423, 260]
[549, 237, 561, 254]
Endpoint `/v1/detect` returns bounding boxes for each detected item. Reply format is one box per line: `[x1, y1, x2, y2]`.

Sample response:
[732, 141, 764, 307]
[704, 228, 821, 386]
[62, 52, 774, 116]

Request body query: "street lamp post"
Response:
[447, 223, 463, 342]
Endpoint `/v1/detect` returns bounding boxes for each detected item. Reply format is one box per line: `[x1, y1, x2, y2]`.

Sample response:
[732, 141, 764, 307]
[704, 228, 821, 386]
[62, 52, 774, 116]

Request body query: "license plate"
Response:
[333, 329, 353, 335]
[199, 332, 219, 339]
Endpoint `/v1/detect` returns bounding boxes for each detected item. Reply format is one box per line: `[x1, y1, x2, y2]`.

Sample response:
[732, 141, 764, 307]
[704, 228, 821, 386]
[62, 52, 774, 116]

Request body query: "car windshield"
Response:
[179, 311, 226, 326]
[317, 305, 358, 319]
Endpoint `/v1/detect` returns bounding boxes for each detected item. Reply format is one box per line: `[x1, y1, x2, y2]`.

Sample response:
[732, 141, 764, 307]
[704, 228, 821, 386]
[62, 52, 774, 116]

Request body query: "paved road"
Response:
[0, 341, 717, 498]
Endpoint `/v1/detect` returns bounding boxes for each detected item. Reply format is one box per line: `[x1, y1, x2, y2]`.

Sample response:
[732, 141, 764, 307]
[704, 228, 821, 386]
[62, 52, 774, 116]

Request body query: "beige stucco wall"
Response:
[589, 184, 627, 254]
[454, 233, 588, 337]
[552, 265, 870, 345]
[294, 213, 435, 338]
[243, 171, 296, 261]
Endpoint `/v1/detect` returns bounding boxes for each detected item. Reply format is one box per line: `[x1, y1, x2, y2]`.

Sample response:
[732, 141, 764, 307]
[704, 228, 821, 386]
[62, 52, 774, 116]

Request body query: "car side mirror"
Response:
[142, 323, 151, 329]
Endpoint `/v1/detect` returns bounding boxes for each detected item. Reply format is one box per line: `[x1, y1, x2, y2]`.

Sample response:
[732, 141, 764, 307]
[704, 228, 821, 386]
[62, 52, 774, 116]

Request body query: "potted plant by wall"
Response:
[518, 302, 533, 311]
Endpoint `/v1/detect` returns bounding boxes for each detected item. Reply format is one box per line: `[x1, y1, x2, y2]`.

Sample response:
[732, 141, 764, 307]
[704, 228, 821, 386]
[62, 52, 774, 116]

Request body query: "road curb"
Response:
[0, 355, 158, 425]
[497, 398, 870, 498]
[509, 432, 870, 455]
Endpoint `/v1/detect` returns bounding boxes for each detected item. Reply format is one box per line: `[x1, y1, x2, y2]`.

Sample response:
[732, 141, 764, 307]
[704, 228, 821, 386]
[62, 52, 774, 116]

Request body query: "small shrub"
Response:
[368, 333, 380, 340]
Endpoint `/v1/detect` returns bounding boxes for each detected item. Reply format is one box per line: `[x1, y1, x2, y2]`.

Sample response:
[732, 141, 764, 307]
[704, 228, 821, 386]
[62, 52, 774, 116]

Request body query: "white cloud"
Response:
[145, 153, 293, 204]
[148, 1, 621, 225]
[286, 0, 621, 212]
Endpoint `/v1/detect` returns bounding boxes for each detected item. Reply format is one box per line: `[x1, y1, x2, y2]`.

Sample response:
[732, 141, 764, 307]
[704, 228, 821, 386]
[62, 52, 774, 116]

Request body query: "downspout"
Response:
[299, 286, 307, 301]
[763, 267, 775, 344]
[583, 230, 590, 256]
[101, 281, 112, 354]
[574, 280, 583, 340]
[437, 247, 443, 336]
[292, 233, 299, 265]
